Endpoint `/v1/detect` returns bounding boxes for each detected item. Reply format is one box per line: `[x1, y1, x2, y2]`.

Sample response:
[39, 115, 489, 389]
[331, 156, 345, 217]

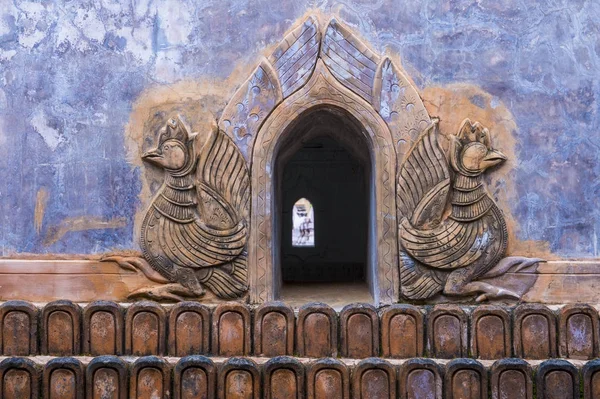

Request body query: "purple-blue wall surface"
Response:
[0, 1, 598, 257]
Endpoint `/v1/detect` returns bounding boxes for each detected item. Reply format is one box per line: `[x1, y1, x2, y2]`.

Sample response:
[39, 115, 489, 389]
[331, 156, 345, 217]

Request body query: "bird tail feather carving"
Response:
[196, 126, 250, 228]
[199, 251, 249, 299]
[399, 251, 444, 299]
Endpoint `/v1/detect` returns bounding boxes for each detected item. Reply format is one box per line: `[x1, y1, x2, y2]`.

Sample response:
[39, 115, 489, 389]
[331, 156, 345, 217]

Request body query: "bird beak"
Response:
[142, 148, 162, 164]
[482, 149, 507, 168]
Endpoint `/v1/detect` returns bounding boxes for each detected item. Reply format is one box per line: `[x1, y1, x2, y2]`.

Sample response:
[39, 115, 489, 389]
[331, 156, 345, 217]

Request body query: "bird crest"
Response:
[455, 118, 492, 148]
[157, 116, 191, 147]
[450, 118, 506, 177]
[143, 116, 199, 176]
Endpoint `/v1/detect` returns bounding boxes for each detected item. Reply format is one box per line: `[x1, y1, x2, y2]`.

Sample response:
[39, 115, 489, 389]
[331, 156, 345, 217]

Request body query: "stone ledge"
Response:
[3, 259, 600, 304]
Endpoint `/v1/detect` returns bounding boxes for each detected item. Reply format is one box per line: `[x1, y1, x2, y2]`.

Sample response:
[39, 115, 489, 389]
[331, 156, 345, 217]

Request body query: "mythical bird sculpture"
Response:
[398, 119, 542, 301]
[105, 117, 250, 301]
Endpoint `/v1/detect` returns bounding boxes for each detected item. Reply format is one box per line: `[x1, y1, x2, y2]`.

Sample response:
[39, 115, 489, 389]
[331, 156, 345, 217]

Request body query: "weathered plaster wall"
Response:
[1, 0, 598, 257]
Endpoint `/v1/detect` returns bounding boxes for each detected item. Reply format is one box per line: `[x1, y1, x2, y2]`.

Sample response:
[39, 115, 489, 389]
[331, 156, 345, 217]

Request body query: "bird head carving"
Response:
[143, 116, 196, 173]
[449, 119, 507, 176]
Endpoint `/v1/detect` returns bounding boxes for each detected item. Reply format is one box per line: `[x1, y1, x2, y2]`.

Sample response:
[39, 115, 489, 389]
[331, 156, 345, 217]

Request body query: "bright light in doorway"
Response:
[292, 198, 314, 247]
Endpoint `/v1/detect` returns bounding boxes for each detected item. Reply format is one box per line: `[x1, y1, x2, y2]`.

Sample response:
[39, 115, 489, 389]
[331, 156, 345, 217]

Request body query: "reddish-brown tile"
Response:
[535, 360, 579, 399]
[513, 304, 557, 359]
[43, 357, 84, 399]
[583, 359, 600, 399]
[264, 356, 304, 399]
[297, 303, 338, 358]
[559, 304, 599, 359]
[306, 358, 350, 399]
[83, 301, 124, 356]
[130, 356, 171, 399]
[254, 302, 295, 357]
[212, 303, 251, 357]
[380, 304, 424, 358]
[169, 302, 211, 356]
[86, 355, 128, 399]
[174, 355, 216, 399]
[218, 358, 260, 399]
[471, 305, 511, 359]
[340, 303, 379, 358]
[125, 301, 166, 356]
[490, 359, 533, 399]
[351, 358, 396, 399]
[398, 358, 442, 399]
[427, 305, 468, 358]
[41, 300, 81, 356]
[445, 359, 487, 399]
[0, 357, 39, 399]
[0, 301, 38, 356]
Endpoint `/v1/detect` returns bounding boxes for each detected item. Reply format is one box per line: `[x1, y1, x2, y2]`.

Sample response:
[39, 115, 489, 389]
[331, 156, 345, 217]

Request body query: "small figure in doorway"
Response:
[292, 198, 314, 247]
[297, 216, 313, 245]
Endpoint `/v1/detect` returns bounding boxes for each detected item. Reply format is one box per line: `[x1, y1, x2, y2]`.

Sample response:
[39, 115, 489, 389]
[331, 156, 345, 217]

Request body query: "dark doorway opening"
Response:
[274, 107, 372, 305]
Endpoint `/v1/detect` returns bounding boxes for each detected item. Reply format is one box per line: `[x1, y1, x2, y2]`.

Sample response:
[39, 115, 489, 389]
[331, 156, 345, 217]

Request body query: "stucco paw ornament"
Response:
[398, 118, 544, 301]
[103, 117, 250, 301]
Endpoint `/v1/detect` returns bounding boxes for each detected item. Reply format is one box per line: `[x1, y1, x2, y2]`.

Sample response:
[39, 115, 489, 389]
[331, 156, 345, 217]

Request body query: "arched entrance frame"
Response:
[249, 61, 399, 304]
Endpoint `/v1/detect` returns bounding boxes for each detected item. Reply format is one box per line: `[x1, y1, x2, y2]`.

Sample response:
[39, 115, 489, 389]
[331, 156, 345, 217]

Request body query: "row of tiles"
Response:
[0, 355, 598, 399]
[0, 300, 598, 360]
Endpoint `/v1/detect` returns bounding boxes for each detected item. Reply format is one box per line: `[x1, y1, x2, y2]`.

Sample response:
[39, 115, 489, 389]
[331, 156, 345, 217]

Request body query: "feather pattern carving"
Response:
[397, 118, 523, 301]
[135, 118, 250, 299]
[268, 16, 320, 98]
[321, 19, 379, 104]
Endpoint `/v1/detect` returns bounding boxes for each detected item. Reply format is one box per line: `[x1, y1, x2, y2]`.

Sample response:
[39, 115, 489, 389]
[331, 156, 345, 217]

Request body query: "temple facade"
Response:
[1, 1, 600, 398]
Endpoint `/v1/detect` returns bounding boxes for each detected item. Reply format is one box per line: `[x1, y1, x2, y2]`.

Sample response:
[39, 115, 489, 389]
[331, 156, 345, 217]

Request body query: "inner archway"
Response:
[274, 108, 372, 303]
[249, 61, 399, 305]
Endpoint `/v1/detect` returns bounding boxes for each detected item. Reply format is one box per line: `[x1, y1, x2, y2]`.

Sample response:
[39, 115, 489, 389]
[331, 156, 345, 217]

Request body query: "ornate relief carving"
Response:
[268, 16, 320, 99]
[97, 14, 542, 305]
[218, 60, 282, 161]
[105, 118, 250, 301]
[398, 119, 542, 301]
[250, 60, 398, 303]
[219, 16, 321, 164]
[374, 58, 431, 162]
[321, 19, 380, 105]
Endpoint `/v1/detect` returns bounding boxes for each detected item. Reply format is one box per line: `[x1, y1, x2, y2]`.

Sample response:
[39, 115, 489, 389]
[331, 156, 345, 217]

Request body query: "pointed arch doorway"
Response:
[249, 62, 399, 305]
[218, 17, 433, 305]
[277, 107, 371, 302]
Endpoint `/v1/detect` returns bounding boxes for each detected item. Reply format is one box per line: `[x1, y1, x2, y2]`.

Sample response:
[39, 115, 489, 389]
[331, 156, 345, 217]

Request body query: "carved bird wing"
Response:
[399, 217, 488, 270]
[398, 123, 488, 271]
[195, 127, 251, 229]
[157, 216, 247, 268]
[398, 121, 454, 299]
[164, 127, 251, 269]
[397, 121, 451, 228]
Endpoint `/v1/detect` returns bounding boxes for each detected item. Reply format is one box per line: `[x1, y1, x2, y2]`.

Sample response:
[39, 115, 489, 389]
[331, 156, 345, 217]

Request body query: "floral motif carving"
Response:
[321, 19, 380, 104]
[268, 16, 320, 99]
[374, 58, 431, 162]
[218, 61, 282, 161]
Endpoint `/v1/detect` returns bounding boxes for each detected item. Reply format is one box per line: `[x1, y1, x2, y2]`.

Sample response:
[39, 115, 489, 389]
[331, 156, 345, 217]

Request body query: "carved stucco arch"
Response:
[218, 17, 432, 304]
[249, 61, 398, 304]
